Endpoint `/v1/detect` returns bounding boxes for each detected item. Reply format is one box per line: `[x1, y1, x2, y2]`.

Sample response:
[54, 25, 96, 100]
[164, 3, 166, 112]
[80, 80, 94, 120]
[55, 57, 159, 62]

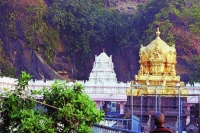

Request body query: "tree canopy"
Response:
[0, 71, 104, 132]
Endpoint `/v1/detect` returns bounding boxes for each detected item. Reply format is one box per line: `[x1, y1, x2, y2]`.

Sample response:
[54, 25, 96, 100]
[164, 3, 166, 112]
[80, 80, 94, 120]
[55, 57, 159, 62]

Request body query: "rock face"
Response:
[2, 38, 64, 80]
[104, 0, 148, 13]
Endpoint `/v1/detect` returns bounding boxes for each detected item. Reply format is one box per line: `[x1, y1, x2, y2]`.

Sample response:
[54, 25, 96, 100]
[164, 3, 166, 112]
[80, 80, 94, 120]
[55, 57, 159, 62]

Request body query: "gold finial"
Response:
[156, 27, 161, 37]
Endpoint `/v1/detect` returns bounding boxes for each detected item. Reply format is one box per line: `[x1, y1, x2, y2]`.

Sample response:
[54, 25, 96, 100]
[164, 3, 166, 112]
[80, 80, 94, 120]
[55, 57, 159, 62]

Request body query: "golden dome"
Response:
[145, 28, 176, 56]
[139, 28, 176, 68]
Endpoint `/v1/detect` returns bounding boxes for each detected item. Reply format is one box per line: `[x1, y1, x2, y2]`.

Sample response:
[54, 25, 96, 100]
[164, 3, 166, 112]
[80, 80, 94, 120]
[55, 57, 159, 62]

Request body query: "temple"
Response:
[81, 50, 130, 115]
[125, 28, 189, 132]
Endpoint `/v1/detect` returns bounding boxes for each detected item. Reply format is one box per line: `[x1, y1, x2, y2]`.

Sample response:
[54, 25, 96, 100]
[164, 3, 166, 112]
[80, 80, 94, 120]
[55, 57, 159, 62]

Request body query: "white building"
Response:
[185, 83, 200, 104]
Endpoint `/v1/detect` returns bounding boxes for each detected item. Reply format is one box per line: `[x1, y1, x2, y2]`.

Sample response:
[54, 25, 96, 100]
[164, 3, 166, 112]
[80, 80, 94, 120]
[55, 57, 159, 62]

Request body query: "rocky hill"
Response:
[104, 0, 148, 13]
[0, 0, 200, 83]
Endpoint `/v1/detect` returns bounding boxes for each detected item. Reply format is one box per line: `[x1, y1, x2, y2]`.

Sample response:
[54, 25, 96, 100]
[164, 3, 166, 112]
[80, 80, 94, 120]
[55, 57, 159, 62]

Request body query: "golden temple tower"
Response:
[126, 28, 187, 96]
[125, 28, 189, 133]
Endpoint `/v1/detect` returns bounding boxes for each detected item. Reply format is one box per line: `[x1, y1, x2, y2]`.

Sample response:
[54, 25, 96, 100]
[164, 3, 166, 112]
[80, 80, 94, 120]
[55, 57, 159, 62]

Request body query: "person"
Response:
[150, 113, 172, 133]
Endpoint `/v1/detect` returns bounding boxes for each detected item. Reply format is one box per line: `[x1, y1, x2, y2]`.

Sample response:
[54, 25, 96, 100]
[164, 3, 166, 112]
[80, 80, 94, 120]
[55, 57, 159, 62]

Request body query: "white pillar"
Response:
[119, 101, 125, 114]
[96, 101, 101, 109]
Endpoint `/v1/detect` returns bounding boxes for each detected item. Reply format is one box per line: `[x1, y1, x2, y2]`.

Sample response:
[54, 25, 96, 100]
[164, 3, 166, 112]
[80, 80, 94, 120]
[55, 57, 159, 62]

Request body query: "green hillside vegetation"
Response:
[0, 0, 200, 81]
[137, 0, 200, 46]
[49, 0, 137, 58]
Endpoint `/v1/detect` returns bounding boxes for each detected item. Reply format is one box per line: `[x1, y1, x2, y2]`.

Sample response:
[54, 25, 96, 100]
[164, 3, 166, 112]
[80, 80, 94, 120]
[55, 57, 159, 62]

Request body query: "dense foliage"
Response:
[0, 39, 16, 77]
[49, 0, 138, 60]
[0, 0, 60, 64]
[136, 0, 200, 46]
[0, 71, 104, 132]
[0, 0, 200, 80]
[189, 57, 200, 85]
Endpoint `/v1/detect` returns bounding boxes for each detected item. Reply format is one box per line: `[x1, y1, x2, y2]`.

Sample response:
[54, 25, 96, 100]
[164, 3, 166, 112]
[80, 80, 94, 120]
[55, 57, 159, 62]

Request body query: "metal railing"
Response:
[92, 124, 141, 133]
[92, 117, 141, 133]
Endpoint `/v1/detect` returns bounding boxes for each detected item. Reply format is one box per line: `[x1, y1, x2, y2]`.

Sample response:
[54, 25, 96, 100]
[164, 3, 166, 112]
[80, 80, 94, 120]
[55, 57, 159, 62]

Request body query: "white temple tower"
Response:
[88, 50, 117, 84]
[80, 50, 130, 114]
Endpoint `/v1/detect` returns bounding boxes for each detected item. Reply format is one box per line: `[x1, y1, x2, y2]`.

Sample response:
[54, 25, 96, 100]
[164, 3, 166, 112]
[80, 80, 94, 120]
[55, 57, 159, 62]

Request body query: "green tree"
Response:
[0, 0, 60, 63]
[0, 1, 17, 77]
[0, 39, 17, 77]
[43, 81, 104, 132]
[0, 71, 104, 132]
[189, 57, 200, 85]
[136, 0, 195, 45]
[49, 0, 103, 58]
[94, 9, 137, 48]
[49, 0, 138, 72]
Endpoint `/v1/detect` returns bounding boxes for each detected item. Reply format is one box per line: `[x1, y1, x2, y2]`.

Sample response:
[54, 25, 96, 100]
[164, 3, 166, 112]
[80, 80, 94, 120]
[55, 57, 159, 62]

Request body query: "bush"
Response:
[0, 71, 104, 132]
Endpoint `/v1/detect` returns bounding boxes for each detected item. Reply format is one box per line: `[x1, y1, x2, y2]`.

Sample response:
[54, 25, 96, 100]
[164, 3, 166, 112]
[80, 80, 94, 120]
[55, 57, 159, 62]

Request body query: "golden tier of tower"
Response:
[126, 28, 188, 96]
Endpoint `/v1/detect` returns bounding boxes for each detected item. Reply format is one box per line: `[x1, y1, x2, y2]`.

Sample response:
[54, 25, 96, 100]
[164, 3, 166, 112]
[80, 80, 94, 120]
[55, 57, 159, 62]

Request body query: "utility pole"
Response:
[140, 95, 143, 132]
[155, 86, 158, 113]
[131, 83, 133, 131]
[177, 83, 181, 133]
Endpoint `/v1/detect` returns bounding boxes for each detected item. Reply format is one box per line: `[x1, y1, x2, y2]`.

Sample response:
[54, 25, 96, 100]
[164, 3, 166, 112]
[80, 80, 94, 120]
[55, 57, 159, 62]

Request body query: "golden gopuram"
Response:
[125, 28, 189, 133]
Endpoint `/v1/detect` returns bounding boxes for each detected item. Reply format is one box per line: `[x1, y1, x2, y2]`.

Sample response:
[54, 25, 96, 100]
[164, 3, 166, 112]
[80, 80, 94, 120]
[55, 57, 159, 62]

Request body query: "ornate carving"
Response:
[167, 51, 176, 62]
[139, 65, 144, 75]
[170, 64, 176, 75]
[139, 45, 148, 62]
[130, 28, 188, 96]
[151, 44, 163, 59]
[162, 75, 166, 86]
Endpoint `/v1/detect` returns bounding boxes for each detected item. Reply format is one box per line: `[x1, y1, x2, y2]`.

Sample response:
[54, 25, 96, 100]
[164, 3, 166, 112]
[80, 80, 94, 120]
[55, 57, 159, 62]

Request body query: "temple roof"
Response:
[127, 28, 188, 96]
[86, 50, 117, 85]
[95, 50, 111, 62]
[145, 28, 176, 54]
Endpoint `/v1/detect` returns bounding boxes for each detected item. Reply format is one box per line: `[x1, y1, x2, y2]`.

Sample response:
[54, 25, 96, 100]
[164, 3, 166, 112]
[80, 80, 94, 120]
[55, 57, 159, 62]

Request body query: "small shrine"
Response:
[125, 28, 189, 133]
